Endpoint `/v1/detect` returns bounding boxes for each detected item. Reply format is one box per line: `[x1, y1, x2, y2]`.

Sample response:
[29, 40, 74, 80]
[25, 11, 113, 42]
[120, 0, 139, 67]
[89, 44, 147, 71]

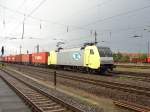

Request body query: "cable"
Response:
[0, 0, 27, 42]
[1, 0, 47, 43]
[42, 23, 150, 44]
[66, 0, 113, 20]
[0, 0, 113, 44]
[25, 0, 47, 19]
[84, 4, 150, 26]
[0, 0, 113, 32]
[6, 0, 27, 23]
[35, 3, 150, 39]
[0, 0, 47, 19]
[10, 0, 47, 35]
[1, 1, 150, 44]
[44, 3, 150, 38]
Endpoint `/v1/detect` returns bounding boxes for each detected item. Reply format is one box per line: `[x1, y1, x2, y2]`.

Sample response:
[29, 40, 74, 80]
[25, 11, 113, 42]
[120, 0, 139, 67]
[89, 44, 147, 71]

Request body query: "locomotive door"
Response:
[88, 49, 94, 67]
[84, 48, 90, 67]
[84, 47, 100, 69]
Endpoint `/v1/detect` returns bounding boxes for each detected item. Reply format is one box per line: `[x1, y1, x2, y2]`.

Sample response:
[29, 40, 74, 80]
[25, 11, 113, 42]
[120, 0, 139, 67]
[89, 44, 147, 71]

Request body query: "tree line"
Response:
[113, 52, 148, 62]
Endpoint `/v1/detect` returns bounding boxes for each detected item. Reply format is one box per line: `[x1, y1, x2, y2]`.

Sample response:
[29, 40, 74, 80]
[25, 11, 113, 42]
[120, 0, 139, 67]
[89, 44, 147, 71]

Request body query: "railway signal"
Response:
[1, 46, 4, 56]
[54, 71, 57, 86]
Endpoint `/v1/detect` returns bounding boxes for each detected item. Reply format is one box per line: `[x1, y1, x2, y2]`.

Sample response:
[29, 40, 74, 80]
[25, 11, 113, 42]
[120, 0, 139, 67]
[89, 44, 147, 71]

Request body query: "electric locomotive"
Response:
[48, 43, 114, 73]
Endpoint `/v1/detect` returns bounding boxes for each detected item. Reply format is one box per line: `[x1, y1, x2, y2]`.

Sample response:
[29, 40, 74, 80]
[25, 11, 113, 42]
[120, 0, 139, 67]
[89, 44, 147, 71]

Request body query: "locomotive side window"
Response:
[90, 49, 94, 55]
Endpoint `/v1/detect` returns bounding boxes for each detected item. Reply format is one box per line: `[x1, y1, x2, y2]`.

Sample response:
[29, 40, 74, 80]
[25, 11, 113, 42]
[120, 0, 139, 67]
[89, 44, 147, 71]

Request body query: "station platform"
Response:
[0, 71, 31, 112]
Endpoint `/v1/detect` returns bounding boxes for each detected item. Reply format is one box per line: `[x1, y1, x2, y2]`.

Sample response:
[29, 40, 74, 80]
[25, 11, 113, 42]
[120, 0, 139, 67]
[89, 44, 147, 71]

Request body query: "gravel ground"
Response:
[6, 65, 150, 108]
[114, 67, 150, 74]
[9, 64, 150, 90]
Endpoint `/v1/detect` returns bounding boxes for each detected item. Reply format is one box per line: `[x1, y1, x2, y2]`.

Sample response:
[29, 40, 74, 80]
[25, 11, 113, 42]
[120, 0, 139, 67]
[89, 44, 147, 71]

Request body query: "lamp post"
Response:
[129, 34, 143, 60]
[19, 45, 22, 54]
[37, 44, 39, 53]
[143, 28, 150, 58]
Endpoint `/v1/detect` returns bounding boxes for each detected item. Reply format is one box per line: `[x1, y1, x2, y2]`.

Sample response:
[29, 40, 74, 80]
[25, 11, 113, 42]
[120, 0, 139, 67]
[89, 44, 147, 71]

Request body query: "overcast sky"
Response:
[0, 0, 150, 55]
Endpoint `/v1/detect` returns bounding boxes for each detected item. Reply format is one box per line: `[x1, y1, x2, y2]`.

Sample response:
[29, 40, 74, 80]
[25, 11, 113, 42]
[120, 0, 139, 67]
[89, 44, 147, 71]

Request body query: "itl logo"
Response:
[72, 53, 81, 61]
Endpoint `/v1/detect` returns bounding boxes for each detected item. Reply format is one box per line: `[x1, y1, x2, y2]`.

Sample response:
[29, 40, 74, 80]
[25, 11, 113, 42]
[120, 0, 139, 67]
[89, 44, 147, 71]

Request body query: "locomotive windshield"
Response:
[98, 47, 113, 57]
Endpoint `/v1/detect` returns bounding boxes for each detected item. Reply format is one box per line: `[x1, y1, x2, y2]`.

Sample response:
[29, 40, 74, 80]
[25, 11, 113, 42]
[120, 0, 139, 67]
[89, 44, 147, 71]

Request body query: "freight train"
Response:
[130, 57, 150, 63]
[0, 44, 114, 73]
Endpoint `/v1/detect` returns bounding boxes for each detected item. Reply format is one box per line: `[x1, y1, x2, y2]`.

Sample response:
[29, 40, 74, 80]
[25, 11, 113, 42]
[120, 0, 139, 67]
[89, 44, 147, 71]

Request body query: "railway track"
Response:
[0, 69, 84, 112]
[10, 63, 150, 79]
[4, 64, 150, 111]
[113, 70, 150, 77]
[115, 64, 150, 69]
[114, 64, 150, 81]
[114, 100, 150, 112]
[9, 64, 150, 97]
[7, 63, 150, 82]
[109, 71, 150, 82]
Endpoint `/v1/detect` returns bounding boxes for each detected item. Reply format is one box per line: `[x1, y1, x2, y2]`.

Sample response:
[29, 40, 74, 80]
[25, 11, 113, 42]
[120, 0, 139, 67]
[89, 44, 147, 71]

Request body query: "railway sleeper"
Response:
[42, 105, 63, 110]
[29, 98, 49, 101]
[34, 100, 53, 104]
[37, 103, 58, 107]
[45, 108, 66, 112]
[40, 105, 62, 109]
[24, 92, 42, 95]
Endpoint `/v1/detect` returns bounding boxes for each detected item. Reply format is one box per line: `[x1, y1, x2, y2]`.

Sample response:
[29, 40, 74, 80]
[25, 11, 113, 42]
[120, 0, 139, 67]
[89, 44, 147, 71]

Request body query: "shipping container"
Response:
[147, 57, 150, 63]
[2, 56, 6, 62]
[7, 56, 11, 62]
[11, 55, 16, 62]
[15, 54, 22, 63]
[7, 55, 16, 63]
[3, 56, 5, 62]
[31, 52, 49, 64]
[22, 54, 32, 63]
[2, 57, 4, 62]
[4, 56, 8, 62]
[0, 56, 2, 62]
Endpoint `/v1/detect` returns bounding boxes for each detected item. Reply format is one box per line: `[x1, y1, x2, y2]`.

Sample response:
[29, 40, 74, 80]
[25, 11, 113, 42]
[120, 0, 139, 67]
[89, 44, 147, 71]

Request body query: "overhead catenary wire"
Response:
[84, 4, 150, 27]
[65, 0, 113, 21]
[39, 3, 150, 40]
[0, 0, 47, 43]
[1, 1, 150, 32]
[0, 1, 27, 40]
[2, 0, 149, 40]
[1, 1, 150, 44]
[25, 0, 47, 19]
[2, 0, 27, 24]
[11, 0, 47, 38]
[46, 3, 150, 40]
[0, 0, 47, 21]
[0, 0, 114, 33]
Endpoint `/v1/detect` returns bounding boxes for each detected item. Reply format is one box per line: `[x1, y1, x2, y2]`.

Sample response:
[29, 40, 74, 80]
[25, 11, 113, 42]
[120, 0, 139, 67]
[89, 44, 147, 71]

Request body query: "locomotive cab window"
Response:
[98, 47, 113, 57]
[90, 49, 94, 55]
